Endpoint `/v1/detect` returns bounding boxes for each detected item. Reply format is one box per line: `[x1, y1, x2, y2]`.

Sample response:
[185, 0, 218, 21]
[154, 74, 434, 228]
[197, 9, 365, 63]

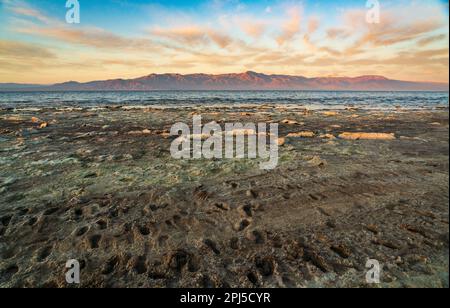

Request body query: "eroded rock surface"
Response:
[0, 106, 448, 288]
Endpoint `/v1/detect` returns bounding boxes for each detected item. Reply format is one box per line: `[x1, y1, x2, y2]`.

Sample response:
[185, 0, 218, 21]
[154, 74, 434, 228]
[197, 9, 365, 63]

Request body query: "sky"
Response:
[0, 0, 448, 84]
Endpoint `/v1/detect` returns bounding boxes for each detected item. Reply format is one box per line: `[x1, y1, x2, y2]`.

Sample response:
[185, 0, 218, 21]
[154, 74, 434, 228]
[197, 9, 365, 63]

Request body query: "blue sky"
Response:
[0, 0, 448, 83]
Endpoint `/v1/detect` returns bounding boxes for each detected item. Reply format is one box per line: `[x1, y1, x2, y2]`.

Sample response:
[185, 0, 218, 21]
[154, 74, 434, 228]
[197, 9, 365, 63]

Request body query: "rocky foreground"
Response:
[0, 105, 448, 288]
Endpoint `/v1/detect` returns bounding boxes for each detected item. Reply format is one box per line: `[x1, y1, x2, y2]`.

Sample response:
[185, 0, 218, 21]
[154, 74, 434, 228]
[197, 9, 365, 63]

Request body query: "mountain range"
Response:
[1, 72, 448, 91]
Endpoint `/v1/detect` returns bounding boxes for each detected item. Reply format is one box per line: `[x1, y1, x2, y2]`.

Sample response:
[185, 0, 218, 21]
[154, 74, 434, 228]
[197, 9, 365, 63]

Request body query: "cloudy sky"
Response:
[0, 0, 448, 84]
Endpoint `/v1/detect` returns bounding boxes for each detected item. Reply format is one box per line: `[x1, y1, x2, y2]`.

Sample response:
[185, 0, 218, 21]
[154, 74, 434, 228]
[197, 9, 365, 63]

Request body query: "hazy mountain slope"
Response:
[1, 72, 448, 91]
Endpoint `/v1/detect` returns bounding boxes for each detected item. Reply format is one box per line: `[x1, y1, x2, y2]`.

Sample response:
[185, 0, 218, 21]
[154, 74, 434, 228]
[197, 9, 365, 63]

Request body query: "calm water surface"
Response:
[0, 91, 448, 110]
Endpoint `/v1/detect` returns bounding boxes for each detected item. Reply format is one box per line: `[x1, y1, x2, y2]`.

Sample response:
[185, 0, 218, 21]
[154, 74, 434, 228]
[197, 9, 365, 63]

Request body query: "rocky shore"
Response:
[0, 105, 448, 288]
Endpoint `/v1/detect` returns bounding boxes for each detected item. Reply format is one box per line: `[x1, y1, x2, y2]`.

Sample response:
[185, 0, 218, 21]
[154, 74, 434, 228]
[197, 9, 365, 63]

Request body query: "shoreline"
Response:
[1, 103, 449, 113]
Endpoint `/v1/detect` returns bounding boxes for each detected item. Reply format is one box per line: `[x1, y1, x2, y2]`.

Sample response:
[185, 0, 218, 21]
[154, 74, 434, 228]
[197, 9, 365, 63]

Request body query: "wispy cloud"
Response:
[276, 5, 302, 45]
[0, 39, 55, 59]
[417, 34, 448, 47]
[151, 25, 233, 49]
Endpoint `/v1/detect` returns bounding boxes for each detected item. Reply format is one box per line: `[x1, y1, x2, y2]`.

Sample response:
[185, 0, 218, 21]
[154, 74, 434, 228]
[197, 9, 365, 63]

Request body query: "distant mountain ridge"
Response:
[0, 83, 45, 90]
[1, 72, 448, 91]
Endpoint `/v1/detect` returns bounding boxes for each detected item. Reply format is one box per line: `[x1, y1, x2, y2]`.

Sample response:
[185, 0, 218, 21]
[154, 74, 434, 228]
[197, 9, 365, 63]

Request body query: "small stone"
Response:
[246, 190, 258, 198]
[366, 224, 379, 234]
[319, 133, 336, 139]
[128, 130, 144, 135]
[215, 203, 230, 211]
[304, 249, 330, 273]
[281, 119, 301, 125]
[307, 156, 327, 167]
[287, 131, 315, 138]
[338, 132, 396, 140]
[331, 244, 352, 258]
[277, 137, 286, 146]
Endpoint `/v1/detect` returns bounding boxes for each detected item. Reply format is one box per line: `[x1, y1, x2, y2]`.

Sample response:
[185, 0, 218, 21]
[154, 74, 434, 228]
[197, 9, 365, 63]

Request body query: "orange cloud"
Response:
[10, 6, 51, 23]
[151, 26, 233, 49]
[307, 17, 320, 34]
[0, 39, 55, 59]
[417, 34, 448, 47]
[326, 28, 352, 40]
[331, 5, 447, 56]
[276, 6, 302, 45]
[13, 25, 160, 52]
[238, 20, 267, 38]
